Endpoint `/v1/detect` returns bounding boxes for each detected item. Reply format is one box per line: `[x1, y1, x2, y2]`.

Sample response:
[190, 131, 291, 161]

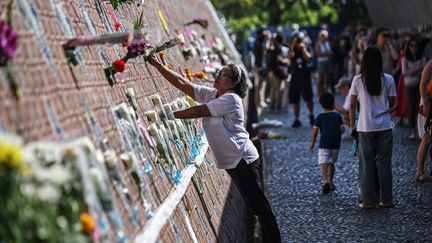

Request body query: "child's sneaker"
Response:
[322, 182, 331, 193]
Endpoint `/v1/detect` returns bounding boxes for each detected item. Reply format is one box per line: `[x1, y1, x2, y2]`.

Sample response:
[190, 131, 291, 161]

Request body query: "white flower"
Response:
[21, 183, 36, 197]
[120, 152, 135, 169]
[145, 110, 159, 123]
[175, 33, 185, 45]
[38, 184, 61, 203]
[150, 94, 163, 106]
[176, 98, 185, 109]
[104, 150, 118, 169]
[126, 87, 135, 98]
[163, 104, 175, 120]
[79, 137, 95, 154]
[115, 103, 129, 119]
[90, 167, 104, 186]
[170, 101, 179, 111]
[49, 165, 72, 185]
[31, 163, 72, 185]
[147, 123, 159, 137]
[185, 96, 195, 107]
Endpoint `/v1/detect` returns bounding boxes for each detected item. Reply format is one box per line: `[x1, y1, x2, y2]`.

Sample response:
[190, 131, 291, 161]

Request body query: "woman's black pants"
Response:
[226, 159, 281, 243]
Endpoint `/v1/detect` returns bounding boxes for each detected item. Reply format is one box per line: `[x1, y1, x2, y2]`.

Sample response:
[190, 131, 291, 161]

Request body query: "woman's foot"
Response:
[359, 202, 375, 209]
[322, 182, 331, 193]
[379, 202, 394, 208]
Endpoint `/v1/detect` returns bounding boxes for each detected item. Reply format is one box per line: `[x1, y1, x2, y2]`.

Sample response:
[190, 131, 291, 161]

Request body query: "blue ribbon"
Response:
[144, 163, 153, 174]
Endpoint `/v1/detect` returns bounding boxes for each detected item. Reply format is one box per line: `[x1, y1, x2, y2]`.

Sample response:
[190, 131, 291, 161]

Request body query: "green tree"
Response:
[211, 0, 370, 42]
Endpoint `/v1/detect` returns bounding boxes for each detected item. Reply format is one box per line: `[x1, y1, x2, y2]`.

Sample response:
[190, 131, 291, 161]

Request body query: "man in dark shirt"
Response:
[288, 32, 314, 127]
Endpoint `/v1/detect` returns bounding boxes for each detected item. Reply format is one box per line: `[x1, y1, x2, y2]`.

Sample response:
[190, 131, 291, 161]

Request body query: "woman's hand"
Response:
[350, 128, 358, 139]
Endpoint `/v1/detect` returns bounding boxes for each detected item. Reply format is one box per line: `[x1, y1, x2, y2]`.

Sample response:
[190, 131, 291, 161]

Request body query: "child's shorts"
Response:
[318, 148, 339, 164]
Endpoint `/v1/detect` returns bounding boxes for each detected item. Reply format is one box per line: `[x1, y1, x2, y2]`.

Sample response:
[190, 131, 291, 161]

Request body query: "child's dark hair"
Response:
[319, 92, 334, 109]
[226, 63, 247, 98]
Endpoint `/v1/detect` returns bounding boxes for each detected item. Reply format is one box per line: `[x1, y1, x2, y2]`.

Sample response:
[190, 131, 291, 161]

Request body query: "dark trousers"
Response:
[226, 159, 281, 243]
[358, 130, 393, 204]
[405, 85, 420, 129]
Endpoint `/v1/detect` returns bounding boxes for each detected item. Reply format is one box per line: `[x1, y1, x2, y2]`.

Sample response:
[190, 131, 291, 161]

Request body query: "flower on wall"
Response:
[105, 0, 135, 10]
[184, 18, 209, 29]
[0, 20, 20, 99]
[0, 20, 18, 66]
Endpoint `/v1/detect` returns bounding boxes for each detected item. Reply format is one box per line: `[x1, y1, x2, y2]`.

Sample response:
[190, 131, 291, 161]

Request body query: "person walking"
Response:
[349, 47, 397, 209]
[402, 37, 427, 138]
[288, 32, 314, 127]
[309, 92, 344, 193]
[147, 55, 281, 242]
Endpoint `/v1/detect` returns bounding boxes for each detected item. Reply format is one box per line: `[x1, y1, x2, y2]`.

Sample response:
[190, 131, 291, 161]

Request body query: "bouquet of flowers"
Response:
[104, 30, 151, 85]
[105, 33, 185, 86]
[144, 33, 185, 59]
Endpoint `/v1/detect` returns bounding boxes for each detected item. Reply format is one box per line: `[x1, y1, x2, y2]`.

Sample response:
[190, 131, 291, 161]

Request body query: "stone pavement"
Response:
[260, 95, 432, 242]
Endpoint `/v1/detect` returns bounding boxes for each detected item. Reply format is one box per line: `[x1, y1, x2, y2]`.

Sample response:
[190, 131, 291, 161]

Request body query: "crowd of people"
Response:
[251, 24, 432, 208]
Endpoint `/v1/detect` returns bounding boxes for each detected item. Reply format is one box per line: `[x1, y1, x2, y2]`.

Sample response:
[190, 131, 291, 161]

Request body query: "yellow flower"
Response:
[0, 141, 26, 173]
[194, 71, 205, 79]
[80, 212, 96, 234]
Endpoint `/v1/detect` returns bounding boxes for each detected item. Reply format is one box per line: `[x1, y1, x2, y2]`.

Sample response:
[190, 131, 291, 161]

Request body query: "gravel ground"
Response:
[261, 94, 432, 242]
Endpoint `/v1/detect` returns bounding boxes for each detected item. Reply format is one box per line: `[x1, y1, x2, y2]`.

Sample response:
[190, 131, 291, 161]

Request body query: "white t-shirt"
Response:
[342, 93, 351, 111]
[193, 85, 259, 169]
[349, 73, 396, 132]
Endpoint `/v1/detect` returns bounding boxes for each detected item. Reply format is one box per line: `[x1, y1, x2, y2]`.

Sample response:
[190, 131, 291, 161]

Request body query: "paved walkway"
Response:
[261, 94, 432, 242]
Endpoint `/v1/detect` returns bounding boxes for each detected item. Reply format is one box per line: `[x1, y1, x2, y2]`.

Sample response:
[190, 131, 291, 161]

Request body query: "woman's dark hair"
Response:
[360, 47, 382, 96]
[275, 32, 284, 45]
[227, 64, 247, 98]
[404, 37, 423, 61]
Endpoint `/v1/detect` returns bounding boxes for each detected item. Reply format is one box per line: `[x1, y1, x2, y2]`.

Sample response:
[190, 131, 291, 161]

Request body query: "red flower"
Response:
[258, 130, 268, 139]
[114, 22, 121, 31]
[112, 59, 126, 72]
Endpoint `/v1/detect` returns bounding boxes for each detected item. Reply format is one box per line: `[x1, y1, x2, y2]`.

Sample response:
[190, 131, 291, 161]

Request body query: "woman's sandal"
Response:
[358, 202, 375, 209]
[379, 202, 394, 208]
[415, 173, 432, 183]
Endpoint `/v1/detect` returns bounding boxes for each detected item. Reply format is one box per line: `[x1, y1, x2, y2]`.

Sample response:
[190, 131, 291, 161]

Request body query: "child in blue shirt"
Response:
[309, 92, 345, 193]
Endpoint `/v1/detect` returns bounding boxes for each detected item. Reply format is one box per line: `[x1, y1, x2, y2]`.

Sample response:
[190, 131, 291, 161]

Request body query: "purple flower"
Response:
[0, 21, 18, 66]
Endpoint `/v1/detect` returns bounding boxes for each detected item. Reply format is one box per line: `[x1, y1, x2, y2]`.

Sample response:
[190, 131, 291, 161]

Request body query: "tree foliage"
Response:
[211, 0, 370, 40]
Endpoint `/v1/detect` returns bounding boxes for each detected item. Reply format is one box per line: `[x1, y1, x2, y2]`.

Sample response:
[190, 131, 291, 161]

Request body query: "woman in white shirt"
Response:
[147, 55, 281, 242]
[402, 38, 426, 139]
[349, 47, 397, 209]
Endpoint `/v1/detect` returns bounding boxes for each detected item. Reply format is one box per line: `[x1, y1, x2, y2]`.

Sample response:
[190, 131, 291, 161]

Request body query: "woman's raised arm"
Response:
[148, 55, 195, 99]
